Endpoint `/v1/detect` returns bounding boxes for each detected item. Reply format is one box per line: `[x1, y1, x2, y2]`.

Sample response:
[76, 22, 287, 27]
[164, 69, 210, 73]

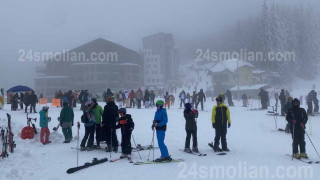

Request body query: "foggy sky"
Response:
[1, 0, 319, 89]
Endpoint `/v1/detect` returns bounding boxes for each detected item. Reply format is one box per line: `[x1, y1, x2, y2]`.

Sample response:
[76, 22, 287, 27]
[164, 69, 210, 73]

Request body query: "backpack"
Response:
[81, 113, 89, 123]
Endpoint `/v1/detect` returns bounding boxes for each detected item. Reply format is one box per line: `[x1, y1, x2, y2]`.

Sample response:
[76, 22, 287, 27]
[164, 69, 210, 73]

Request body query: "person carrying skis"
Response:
[80, 101, 96, 151]
[211, 96, 231, 152]
[39, 106, 51, 145]
[286, 98, 308, 159]
[60, 101, 74, 143]
[91, 98, 103, 148]
[184, 103, 199, 153]
[116, 108, 134, 158]
[152, 100, 172, 162]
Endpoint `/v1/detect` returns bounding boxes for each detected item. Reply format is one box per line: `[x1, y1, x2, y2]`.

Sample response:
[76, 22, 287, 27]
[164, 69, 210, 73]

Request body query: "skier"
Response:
[102, 97, 119, 152]
[313, 92, 319, 114]
[150, 90, 155, 107]
[152, 100, 172, 162]
[39, 106, 51, 145]
[191, 91, 197, 108]
[59, 101, 74, 143]
[19, 92, 24, 110]
[170, 94, 175, 106]
[144, 89, 151, 108]
[80, 101, 96, 151]
[136, 88, 143, 109]
[91, 98, 103, 148]
[179, 90, 186, 109]
[279, 89, 287, 116]
[286, 98, 308, 159]
[164, 92, 170, 109]
[283, 97, 293, 133]
[306, 90, 315, 115]
[129, 90, 135, 108]
[225, 89, 234, 106]
[183, 103, 199, 153]
[241, 94, 248, 107]
[116, 108, 134, 158]
[258, 88, 268, 109]
[211, 96, 231, 152]
[196, 89, 206, 111]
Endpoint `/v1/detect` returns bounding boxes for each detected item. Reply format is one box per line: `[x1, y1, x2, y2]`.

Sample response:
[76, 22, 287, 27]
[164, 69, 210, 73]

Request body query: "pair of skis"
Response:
[285, 154, 320, 164]
[179, 149, 206, 156]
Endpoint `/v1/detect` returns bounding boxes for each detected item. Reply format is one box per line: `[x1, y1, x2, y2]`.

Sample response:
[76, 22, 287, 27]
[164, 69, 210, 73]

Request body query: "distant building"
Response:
[35, 38, 143, 97]
[142, 32, 179, 86]
[141, 49, 164, 87]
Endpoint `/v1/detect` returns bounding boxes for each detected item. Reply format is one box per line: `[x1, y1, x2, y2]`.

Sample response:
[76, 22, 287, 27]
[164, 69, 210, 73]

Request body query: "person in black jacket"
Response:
[196, 89, 206, 111]
[102, 97, 119, 152]
[116, 108, 134, 158]
[30, 91, 38, 113]
[279, 89, 286, 116]
[183, 103, 199, 153]
[286, 98, 308, 159]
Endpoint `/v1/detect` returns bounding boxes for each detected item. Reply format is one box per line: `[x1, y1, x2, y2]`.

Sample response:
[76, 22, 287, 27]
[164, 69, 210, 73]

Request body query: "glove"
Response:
[292, 119, 297, 124]
[228, 123, 231, 128]
[72, 122, 74, 126]
[300, 123, 305, 128]
[129, 127, 134, 132]
[212, 123, 215, 129]
[151, 124, 155, 130]
[48, 117, 51, 122]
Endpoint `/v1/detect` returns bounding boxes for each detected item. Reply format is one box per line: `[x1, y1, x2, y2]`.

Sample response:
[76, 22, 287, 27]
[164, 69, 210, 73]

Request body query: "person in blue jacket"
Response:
[152, 100, 172, 162]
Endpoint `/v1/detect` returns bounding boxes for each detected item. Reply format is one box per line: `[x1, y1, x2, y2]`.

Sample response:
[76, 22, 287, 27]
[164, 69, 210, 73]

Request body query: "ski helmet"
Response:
[185, 103, 192, 109]
[42, 106, 49, 111]
[118, 108, 126, 114]
[156, 100, 164, 107]
[216, 96, 223, 102]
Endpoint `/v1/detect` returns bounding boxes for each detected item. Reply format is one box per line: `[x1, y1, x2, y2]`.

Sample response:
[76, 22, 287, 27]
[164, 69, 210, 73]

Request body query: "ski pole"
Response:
[110, 127, 113, 161]
[147, 128, 155, 161]
[292, 122, 295, 161]
[303, 126, 320, 160]
[131, 134, 142, 160]
[77, 122, 80, 166]
[152, 128, 155, 162]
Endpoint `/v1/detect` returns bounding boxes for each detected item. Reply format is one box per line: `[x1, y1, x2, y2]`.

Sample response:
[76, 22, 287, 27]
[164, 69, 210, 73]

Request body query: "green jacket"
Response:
[92, 104, 103, 124]
[60, 105, 74, 127]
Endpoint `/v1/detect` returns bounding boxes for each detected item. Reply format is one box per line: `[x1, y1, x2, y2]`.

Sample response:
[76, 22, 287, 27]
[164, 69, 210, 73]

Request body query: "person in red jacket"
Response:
[129, 90, 135, 108]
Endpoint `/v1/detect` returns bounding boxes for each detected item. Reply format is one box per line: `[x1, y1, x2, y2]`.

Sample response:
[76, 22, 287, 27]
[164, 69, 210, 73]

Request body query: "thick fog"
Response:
[0, 0, 319, 89]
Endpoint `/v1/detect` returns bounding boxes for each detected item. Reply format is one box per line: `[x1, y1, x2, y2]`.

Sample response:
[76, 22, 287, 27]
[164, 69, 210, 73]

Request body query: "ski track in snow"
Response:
[0, 98, 320, 180]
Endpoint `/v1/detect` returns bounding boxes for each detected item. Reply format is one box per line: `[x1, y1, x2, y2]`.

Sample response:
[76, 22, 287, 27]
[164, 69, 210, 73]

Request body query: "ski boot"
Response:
[184, 148, 192, 153]
[213, 146, 222, 152]
[120, 154, 128, 159]
[300, 153, 308, 159]
[86, 147, 94, 151]
[192, 147, 199, 153]
[155, 155, 172, 162]
[80, 146, 86, 151]
[222, 147, 230, 152]
[113, 146, 118, 153]
[105, 146, 112, 152]
[293, 153, 301, 159]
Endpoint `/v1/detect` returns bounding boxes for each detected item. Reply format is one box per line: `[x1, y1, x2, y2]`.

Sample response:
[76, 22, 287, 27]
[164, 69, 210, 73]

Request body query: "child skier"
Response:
[184, 103, 199, 153]
[152, 100, 172, 162]
[116, 108, 134, 158]
[286, 98, 308, 159]
[80, 101, 96, 151]
[39, 106, 51, 145]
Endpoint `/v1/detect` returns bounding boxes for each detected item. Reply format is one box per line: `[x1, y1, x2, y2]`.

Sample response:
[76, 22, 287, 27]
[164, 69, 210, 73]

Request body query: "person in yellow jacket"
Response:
[210, 96, 231, 152]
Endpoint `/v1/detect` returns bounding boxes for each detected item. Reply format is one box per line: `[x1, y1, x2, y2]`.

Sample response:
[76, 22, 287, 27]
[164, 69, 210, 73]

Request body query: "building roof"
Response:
[209, 59, 254, 73]
[34, 76, 69, 79]
[230, 84, 269, 91]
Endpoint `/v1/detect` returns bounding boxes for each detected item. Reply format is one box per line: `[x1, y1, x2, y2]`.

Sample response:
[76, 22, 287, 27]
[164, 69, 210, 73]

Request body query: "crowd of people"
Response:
[4, 85, 318, 162]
